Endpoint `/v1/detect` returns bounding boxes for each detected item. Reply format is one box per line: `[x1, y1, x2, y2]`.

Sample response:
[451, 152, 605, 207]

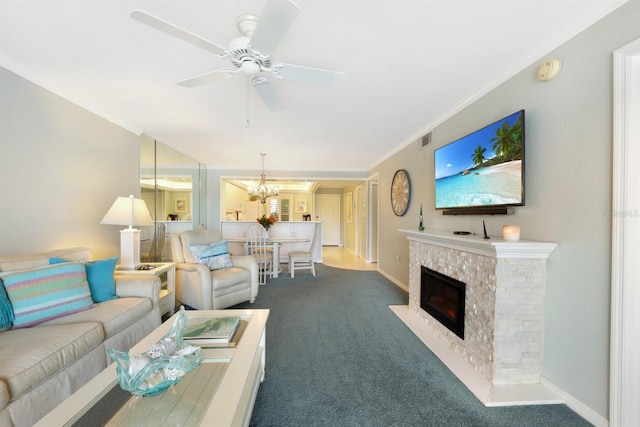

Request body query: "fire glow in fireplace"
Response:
[420, 266, 466, 339]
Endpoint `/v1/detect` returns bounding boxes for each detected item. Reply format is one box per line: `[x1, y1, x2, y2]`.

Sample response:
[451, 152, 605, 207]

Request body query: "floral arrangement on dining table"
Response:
[257, 214, 277, 230]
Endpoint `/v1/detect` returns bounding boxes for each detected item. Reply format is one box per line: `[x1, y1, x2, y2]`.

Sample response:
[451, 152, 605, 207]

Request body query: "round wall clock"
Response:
[391, 169, 411, 216]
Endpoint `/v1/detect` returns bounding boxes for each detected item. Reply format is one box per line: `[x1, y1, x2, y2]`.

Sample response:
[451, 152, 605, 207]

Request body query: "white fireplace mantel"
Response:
[400, 228, 558, 259]
[396, 228, 561, 407]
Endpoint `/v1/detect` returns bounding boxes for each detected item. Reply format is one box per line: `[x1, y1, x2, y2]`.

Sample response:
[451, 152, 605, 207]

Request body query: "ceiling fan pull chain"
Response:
[245, 77, 251, 129]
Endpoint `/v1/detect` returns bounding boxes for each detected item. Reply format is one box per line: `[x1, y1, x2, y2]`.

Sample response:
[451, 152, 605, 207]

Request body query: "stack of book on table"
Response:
[183, 316, 241, 345]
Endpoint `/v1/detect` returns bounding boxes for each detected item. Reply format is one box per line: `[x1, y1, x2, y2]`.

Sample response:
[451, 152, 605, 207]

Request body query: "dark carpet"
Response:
[232, 264, 591, 427]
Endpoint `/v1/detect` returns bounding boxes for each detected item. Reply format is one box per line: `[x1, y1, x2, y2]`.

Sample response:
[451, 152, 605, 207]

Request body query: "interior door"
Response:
[315, 194, 340, 245]
[356, 185, 367, 258]
[368, 181, 378, 263]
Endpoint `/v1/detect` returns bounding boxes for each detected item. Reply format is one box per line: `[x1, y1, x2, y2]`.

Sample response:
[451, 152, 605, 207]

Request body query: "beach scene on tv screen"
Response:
[435, 110, 524, 209]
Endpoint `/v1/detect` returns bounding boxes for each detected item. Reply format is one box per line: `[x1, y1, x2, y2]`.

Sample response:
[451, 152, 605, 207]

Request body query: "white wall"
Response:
[371, 1, 640, 419]
[0, 68, 141, 258]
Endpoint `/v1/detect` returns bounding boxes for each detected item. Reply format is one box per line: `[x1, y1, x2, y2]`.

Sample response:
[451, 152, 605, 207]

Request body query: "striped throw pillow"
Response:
[0, 262, 93, 328]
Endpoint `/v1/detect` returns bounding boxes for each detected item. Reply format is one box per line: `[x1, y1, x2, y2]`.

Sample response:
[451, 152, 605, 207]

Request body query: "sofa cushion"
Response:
[40, 296, 153, 340]
[189, 241, 233, 271]
[1, 262, 94, 328]
[0, 380, 9, 410]
[0, 247, 92, 273]
[0, 322, 103, 402]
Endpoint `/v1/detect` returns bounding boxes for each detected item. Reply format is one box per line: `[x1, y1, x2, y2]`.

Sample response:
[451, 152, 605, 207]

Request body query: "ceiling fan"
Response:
[131, 0, 346, 111]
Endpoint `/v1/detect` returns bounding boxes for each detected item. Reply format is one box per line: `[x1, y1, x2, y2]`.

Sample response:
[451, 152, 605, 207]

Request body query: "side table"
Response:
[115, 262, 176, 317]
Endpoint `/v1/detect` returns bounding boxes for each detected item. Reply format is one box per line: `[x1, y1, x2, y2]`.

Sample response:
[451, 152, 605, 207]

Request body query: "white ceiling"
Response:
[0, 0, 627, 173]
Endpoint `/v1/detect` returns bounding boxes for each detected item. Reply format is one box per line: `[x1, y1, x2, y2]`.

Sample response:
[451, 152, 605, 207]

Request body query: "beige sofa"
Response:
[170, 229, 259, 310]
[0, 247, 162, 427]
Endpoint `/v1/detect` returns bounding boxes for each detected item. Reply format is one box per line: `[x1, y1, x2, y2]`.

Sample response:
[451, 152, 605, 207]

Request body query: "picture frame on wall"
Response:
[175, 198, 187, 212]
[296, 199, 307, 213]
[346, 192, 353, 223]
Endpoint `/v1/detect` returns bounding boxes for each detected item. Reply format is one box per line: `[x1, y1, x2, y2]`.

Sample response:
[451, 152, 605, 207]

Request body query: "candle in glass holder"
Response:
[502, 225, 520, 241]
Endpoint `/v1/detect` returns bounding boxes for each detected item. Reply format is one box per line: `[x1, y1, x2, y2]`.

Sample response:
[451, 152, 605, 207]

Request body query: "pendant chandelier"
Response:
[248, 153, 279, 204]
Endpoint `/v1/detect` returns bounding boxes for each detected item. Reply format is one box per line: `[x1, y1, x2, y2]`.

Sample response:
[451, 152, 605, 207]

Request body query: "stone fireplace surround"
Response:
[394, 229, 561, 406]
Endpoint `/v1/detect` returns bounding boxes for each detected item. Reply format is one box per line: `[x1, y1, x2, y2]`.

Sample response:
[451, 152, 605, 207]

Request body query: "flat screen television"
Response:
[434, 110, 525, 212]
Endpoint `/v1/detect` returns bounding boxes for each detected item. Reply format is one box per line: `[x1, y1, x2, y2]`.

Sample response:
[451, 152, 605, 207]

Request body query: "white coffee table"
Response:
[35, 309, 269, 427]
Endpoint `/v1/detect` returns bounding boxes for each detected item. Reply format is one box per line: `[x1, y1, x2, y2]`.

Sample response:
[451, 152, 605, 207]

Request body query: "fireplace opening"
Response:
[420, 266, 466, 339]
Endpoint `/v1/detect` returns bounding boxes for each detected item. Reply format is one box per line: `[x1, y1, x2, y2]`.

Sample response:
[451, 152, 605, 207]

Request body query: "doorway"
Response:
[315, 194, 341, 246]
[610, 37, 640, 426]
[355, 185, 365, 258]
[368, 180, 379, 263]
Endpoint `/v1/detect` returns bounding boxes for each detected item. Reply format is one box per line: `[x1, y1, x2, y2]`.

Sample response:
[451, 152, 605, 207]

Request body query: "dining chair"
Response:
[246, 224, 273, 285]
[289, 223, 320, 278]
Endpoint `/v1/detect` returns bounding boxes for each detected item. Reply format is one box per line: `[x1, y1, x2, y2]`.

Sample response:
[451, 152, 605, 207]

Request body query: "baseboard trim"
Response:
[540, 377, 608, 427]
[390, 305, 565, 407]
[378, 269, 408, 292]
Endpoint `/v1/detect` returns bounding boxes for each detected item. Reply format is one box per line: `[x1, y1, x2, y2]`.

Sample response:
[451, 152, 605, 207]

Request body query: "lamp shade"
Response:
[101, 195, 153, 270]
[101, 195, 153, 228]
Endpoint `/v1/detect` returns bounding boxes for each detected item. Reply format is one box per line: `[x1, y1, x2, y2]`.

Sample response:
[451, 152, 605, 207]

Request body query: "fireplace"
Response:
[398, 229, 559, 405]
[420, 266, 465, 339]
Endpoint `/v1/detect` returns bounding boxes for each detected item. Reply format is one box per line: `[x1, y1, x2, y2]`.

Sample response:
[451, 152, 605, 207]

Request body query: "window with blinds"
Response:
[269, 196, 290, 221]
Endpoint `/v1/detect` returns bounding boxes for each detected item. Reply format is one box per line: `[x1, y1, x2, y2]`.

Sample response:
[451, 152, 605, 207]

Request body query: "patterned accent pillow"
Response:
[50, 256, 119, 303]
[188, 241, 233, 271]
[0, 262, 93, 328]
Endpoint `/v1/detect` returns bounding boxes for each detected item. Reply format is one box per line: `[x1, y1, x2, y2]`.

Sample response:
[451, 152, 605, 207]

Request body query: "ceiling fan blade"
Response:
[249, 0, 300, 57]
[131, 9, 227, 56]
[271, 63, 347, 86]
[177, 69, 237, 88]
[252, 77, 284, 111]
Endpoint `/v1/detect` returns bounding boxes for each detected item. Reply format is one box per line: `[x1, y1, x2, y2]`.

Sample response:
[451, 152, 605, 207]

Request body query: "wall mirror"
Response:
[140, 136, 207, 261]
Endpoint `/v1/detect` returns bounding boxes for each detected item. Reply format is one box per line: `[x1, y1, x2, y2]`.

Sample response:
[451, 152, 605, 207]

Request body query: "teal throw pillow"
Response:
[85, 257, 119, 303]
[189, 241, 233, 271]
[0, 281, 15, 330]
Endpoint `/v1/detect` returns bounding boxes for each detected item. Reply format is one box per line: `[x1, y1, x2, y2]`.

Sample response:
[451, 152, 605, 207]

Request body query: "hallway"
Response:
[321, 246, 377, 271]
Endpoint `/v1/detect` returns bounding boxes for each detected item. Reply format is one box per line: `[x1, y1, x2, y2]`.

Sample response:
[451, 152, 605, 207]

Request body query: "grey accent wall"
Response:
[371, 1, 640, 418]
[0, 68, 141, 258]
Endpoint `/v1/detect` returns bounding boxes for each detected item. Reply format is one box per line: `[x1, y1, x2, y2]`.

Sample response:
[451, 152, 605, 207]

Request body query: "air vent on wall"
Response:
[421, 132, 432, 149]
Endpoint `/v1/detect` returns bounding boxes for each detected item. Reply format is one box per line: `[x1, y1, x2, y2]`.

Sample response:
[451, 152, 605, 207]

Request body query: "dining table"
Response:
[225, 237, 310, 278]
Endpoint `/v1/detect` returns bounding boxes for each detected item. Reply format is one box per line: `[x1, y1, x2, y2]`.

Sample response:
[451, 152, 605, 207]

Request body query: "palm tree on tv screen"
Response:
[471, 145, 487, 166]
[490, 116, 523, 161]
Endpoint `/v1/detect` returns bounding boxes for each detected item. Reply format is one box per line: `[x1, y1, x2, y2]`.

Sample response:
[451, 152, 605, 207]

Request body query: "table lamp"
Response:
[101, 195, 154, 270]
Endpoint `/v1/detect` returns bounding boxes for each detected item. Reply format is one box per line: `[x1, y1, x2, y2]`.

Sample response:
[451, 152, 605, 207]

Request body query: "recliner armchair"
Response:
[170, 229, 258, 310]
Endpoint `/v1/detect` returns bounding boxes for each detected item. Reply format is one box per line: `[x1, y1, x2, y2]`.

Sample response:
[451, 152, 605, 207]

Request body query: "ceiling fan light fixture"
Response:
[240, 60, 261, 75]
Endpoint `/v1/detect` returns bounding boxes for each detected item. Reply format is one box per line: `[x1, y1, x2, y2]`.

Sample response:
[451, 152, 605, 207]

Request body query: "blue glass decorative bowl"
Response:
[109, 307, 203, 397]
